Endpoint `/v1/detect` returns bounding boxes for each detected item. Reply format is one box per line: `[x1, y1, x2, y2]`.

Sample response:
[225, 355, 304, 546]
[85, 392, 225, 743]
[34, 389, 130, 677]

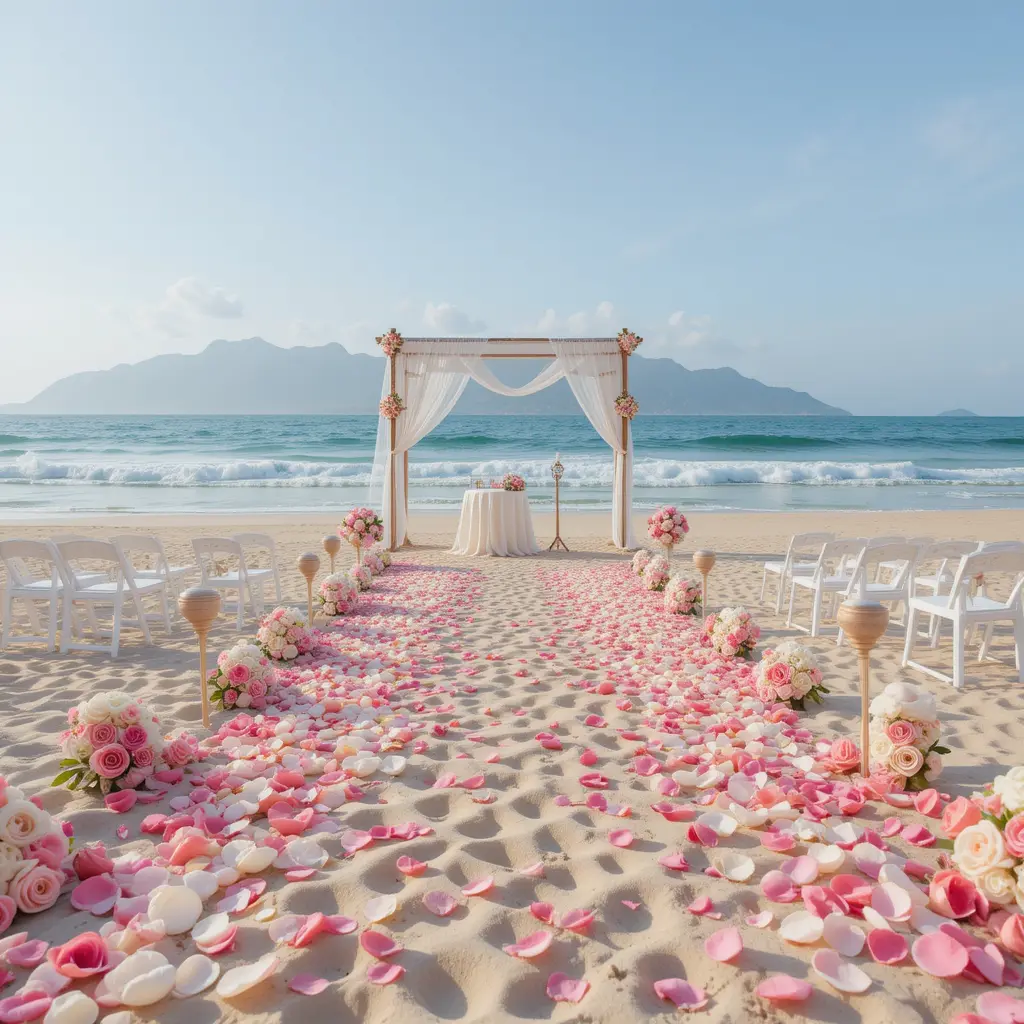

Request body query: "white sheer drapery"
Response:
[549, 339, 635, 548]
[460, 356, 564, 397]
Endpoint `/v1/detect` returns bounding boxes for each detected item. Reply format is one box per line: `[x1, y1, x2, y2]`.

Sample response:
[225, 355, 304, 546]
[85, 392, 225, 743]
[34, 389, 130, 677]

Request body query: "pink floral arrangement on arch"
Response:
[317, 572, 360, 617]
[377, 327, 403, 358]
[702, 606, 760, 659]
[867, 680, 947, 793]
[663, 576, 702, 616]
[256, 606, 314, 661]
[614, 390, 639, 420]
[209, 643, 277, 712]
[339, 507, 384, 549]
[0, 775, 69, 925]
[756, 640, 828, 711]
[647, 505, 689, 548]
[379, 391, 404, 419]
[617, 327, 643, 355]
[54, 693, 194, 794]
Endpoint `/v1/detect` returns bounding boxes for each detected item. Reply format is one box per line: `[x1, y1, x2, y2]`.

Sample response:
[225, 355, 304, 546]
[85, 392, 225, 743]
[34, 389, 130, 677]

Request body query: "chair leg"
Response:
[902, 608, 917, 667]
[811, 589, 822, 638]
[1, 591, 11, 650]
[953, 621, 965, 690]
[160, 590, 172, 634]
[236, 588, 244, 631]
[979, 623, 995, 662]
[1013, 614, 1024, 679]
[787, 583, 797, 628]
[759, 569, 768, 606]
[60, 593, 72, 654]
[47, 595, 58, 652]
[111, 597, 123, 658]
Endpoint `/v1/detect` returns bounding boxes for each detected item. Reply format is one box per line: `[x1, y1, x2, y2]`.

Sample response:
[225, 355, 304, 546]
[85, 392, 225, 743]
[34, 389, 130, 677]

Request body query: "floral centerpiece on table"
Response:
[349, 565, 373, 592]
[614, 391, 639, 420]
[868, 681, 947, 792]
[702, 606, 760, 659]
[377, 328, 404, 358]
[632, 548, 653, 576]
[339, 507, 384, 550]
[648, 505, 689, 548]
[317, 572, 360, 617]
[663, 576, 702, 616]
[379, 392, 404, 419]
[617, 328, 643, 356]
[208, 643, 276, 712]
[501, 473, 525, 492]
[55, 694, 170, 793]
[0, 776, 69, 921]
[644, 554, 670, 592]
[756, 640, 828, 711]
[369, 543, 391, 568]
[256, 606, 315, 661]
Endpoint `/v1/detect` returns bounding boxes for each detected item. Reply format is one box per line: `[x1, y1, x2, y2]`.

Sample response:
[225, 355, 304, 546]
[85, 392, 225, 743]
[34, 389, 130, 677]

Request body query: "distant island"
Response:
[937, 409, 979, 417]
[0, 337, 849, 417]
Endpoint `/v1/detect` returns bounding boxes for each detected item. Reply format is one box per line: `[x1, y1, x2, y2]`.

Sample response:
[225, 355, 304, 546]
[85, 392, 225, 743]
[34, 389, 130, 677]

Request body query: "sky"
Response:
[1, 2, 1022, 414]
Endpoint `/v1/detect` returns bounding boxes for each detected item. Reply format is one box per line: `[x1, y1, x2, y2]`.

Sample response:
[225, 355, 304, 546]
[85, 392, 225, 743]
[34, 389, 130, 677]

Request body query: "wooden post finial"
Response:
[837, 599, 890, 777]
[322, 534, 341, 573]
[177, 586, 222, 729]
[297, 553, 320, 624]
[693, 549, 716, 611]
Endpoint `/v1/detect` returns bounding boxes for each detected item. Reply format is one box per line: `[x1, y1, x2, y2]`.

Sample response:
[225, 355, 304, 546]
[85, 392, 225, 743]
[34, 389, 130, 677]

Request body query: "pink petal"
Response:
[70, 874, 120, 915]
[746, 911, 774, 928]
[324, 915, 358, 935]
[622, 900, 641, 910]
[756, 975, 812, 1002]
[977, 991, 1024, 1024]
[658, 852, 690, 872]
[761, 831, 797, 852]
[519, 862, 545, 878]
[781, 856, 819, 886]
[367, 962, 405, 986]
[461, 876, 494, 897]
[867, 928, 908, 965]
[687, 897, 714, 916]
[609, 829, 633, 848]
[811, 949, 872, 994]
[359, 930, 402, 959]
[761, 870, 799, 903]
[704, 926, 743, 963]
[912, 930, 970, 978]
[530, 902, 555, 925]
[969, 945, 1005, 987]
[558, 909, 595, 934]
[396, 856, 427, 877]
[653, 978, 709, 1010]
[546, 972, 589, 1004]
[288, 974, 329, 996]
[285, 868, 317, 882]
[423, 892, 459, 917]
[3, 941, 48, 968]
[503, 931, 553, 959]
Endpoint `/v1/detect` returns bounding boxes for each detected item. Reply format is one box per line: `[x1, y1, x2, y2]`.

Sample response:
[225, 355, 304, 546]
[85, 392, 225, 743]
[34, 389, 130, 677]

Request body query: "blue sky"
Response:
[1, 2, 1021, 413]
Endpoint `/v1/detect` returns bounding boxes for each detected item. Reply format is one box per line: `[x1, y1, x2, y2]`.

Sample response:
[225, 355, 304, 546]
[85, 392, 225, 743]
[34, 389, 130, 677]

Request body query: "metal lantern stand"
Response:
[548, 453, 569, 551]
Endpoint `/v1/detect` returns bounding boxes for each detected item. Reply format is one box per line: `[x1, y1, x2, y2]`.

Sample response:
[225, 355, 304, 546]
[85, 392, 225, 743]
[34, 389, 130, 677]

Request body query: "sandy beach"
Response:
[2, 509, 1024, 1023]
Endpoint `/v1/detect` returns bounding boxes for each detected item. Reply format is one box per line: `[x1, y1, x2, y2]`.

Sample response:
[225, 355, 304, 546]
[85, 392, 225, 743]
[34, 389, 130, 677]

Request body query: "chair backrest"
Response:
[192, 537, 245, 581]
[921, 540, 980, 562]
[812, 539, 867, 580]
[946, 548, 1024, 610]
[0, 540, 61, 588]
[56, 540, 123, 590]
[112, 535, 170, 576]
[787, 532, 836, 562]
[847, 542, 921, 594]
[232, 533, 278, 569]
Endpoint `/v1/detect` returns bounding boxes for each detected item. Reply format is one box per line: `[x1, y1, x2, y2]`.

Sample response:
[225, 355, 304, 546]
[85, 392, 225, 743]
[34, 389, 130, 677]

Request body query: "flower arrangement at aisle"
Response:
[702, 606, 760, 659]
[349, 565, 373, 591]
[339, 507, 384, 550]
[868, 680, 948, 792]
[369, 543, 391, 568]
[632, 548, 653, 575]
[256, 606, 315, 661]
[377, 327, 404, 357]
[756, 640, 829, 711]
[379, 391, 404, 419]
[614, 390, 639, 420]
[0, 776, 69, 919]
[316, 572, 360, 617]
[617, 327, 643, 356]
[663, 576, 702, 616]
[647, 505, 689, 548]
[644, 554, 670, 592]
[364, 551, 385, 576]
[208, 643, 276, 712]
[501, 473, 526, 492]
[938, 768, 1024, 918]
[55, 694, 172, 793]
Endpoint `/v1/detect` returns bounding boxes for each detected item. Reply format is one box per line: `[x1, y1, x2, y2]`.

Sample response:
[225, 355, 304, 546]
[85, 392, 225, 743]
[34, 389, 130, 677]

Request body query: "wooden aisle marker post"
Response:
[177, 587, 221, 729]
[836, 600, 890, 777]
[693, 549, 717, 613]
[322, 534, 341, 574]
[297, 553, 320, 625]
[620, 350, 629, 549]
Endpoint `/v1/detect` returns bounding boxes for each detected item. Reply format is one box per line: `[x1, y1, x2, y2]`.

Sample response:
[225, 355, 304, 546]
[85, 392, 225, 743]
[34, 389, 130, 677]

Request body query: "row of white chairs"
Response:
[0, 533, 285, 656]
[762, 533, 1024, 689]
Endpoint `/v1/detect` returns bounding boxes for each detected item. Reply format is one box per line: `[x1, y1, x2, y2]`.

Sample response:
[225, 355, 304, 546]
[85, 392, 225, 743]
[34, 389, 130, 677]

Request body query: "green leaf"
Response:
[59, 758, 81, 767]
[51, 769, 81, 787]
[932, 746, 951, 755]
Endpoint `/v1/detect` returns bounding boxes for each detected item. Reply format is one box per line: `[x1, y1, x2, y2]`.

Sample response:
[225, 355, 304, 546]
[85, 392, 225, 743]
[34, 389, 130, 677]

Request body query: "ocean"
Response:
[1, 414, 1023, 519]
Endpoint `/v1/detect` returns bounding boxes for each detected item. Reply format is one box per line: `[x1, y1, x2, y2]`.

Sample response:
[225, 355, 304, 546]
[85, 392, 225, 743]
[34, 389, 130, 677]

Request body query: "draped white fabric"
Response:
[370, 338, 634, 549]
[549, 339, 635, 548]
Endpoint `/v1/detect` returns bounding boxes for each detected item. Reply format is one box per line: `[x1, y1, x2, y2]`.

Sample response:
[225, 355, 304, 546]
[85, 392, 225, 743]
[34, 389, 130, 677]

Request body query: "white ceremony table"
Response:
[450, 490, 541, 557]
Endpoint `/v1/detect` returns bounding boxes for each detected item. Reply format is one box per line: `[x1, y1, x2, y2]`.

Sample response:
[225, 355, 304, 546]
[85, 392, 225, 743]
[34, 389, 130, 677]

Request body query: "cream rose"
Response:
[1015, 865, 1024, 910]
[954, 821, 1014, 878]
[0, 799, 50, 848]
[870, 733, 895, 764]
[82, 694, 113, 724]
[979, 867, 1018, 905]
[0, 842, 25, 887]
[889, 745, 925, 778]
[994, 768, 1024, 815]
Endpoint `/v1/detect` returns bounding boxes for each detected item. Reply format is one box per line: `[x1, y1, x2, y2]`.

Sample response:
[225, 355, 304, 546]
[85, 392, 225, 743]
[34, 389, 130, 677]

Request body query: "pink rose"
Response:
[89, 743, 130, 780]
[1001, 914, 1024, 957]
[829, 737, 862, 774]
[86, 723, 117, 748]
[162, 738, 194, 768]
[228, 664, 251, 685]
[8, 862, 62, 914]
[73, 844, 115, 881]
[1004, 813, 1024, 858]
[941, 797, 981, 841]
[929, 868, 982, 919]
[247, 678, 268, 699]
[120, 725, 149, 752]
[775, 683, 794, 700]
[120, 705, 140, 723]
[223, 688, 239, 706]
[119, 769, 148, 790]
[47, 931, 115, 978]
[886, 720, 916, 746]
[25, 832, 68, 871]
[131, 746, 154, 768]
[767, 662, 792, 686]
[0, 894, 15, 934]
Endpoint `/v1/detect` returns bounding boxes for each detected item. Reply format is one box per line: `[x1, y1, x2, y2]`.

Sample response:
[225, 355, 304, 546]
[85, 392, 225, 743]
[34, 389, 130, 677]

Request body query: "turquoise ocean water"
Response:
[1, 415, 1023, 518]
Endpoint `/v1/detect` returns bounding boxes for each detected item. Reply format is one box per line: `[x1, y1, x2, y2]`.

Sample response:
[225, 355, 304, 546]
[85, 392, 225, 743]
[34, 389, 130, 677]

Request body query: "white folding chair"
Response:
[56, 540, 168, 657]
[787, 538, 866, 637]
[836, 541, 922, 645]
[112, 535, 195, 617]
[232, 533, 281, 604]
[760, 532, 835, 613]
[903, 546, 1024, 689]
[192, 537, 263, 630]
[0, 540, 63, 651]
[877, 536, 932, 581]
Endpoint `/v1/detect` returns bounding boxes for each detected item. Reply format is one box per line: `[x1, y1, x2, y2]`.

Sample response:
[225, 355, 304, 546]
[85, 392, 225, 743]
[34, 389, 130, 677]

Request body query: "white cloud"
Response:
[924, 98, 1007, 176]
[423, 302, 486, 334]
[145, 276, 244, 336]
[532, 302, 616, 336]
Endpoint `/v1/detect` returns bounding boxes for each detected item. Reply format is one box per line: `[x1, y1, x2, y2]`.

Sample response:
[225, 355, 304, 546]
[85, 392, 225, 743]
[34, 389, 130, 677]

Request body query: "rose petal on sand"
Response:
[811, 949, 871, 994]
[746, 911, 774, 929]
[364, 895, 398, 922]
[546, 973, 589, 1004]
[871, 881, 913, 922]
[822, 913, 865, 957]
[288, 974, 329, 996]
[912, 931, 969, 978]
[70, 876, 120, 916]
[756, 975, 812, 1002]
[609, 829, 633, 848]
[216, 954, 277, 1000]
[653, 978, 708, 1010]
[867, 928, 908, 965]
[704, 927, 742, 963]
[715, 852, 755, 883]
[558, 909, 595, 934]
[424, 892, 459, 918]
[367, 963, 405, 986]
[780, 911, 825, 945]
[519, 862, 545, 878]
[359, 931, 402, 959]
[461, 877, 494, 897]
[503, 931, 553, 959]
[173, 955, 220, 998]
[976, 991, 1024, 1024]
[761, 871, 799, 903]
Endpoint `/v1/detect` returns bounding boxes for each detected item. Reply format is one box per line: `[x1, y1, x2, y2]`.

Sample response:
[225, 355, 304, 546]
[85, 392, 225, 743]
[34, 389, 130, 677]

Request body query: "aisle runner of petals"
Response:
[1, 557, 1023, 1024]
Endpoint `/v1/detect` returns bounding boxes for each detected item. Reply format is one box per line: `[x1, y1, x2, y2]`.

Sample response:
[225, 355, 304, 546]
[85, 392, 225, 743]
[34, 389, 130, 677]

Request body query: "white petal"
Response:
[147, 886, 203, 936]
[173, 955, 220, 998]
[216, 953, 278, 999]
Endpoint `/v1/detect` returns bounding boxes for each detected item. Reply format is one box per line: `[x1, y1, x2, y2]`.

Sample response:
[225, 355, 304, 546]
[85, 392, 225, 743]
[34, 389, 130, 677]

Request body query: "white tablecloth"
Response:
[451, 490, 540, 557]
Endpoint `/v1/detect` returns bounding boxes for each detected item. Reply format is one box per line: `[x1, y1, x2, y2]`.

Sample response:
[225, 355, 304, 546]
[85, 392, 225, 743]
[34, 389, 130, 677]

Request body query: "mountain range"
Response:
[0, 338, 849, 416]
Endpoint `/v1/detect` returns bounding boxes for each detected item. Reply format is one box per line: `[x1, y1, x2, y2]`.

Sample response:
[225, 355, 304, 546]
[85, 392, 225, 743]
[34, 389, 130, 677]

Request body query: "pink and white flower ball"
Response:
[349, 565, 373, 592]
[317, 572, 360, 616]
[363, 552, 385, 576]
[643, 555, 670, 592]
[631, 548, 653, 576]
[647, 505, 689, 548]
[256, 606, 314, 661]
[339, 506, 384, 549]
[663, 576, 702, 616]
[702, 606, 760, 659]
[208, 643, 277, 711]
[755, 639, 828, 710]
[868, 680, 947, 792]
[369, 543, 391, 568]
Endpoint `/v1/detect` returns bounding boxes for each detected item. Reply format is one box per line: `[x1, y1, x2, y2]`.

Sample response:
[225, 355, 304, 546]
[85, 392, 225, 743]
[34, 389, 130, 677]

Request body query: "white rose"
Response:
[236, 693, 252, 708]
[925, 753, 943, 778]
[954, 821, 1014, 879]
[283, 645, 298, 660]
[0, 799, 50, 848]
[1015, 866, 1024, 910]
[870, 732, 894, 765]
[994, 768, 1024, 815]
[978, 868, 1018, 905]
[106, 693, 134, 714]
[82, 694, 113, 723]
[0, 842, 25, 887]
[792, 672, 812, 697]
